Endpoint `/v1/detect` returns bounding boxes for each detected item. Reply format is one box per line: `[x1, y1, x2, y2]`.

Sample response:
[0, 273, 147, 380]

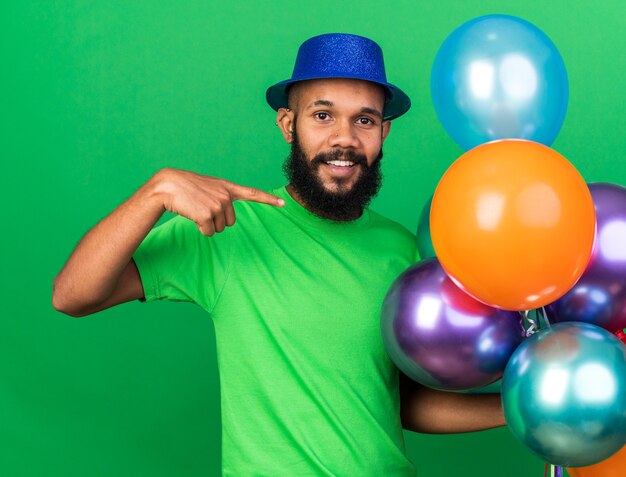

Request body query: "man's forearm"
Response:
[400, 375, 506, 434]
[52, 173, 166, 316]
[53, 168, 285, 316]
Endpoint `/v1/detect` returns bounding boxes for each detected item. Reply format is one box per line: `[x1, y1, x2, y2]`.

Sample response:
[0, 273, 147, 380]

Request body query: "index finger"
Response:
[227, 183, 285, 207]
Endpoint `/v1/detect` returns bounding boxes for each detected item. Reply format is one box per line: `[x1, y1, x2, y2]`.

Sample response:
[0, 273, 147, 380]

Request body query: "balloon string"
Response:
[543, 464, 564, 477]
[521, 310, 538, 336]
[540, 307, 551, 329]
[543, 463, 557, 477]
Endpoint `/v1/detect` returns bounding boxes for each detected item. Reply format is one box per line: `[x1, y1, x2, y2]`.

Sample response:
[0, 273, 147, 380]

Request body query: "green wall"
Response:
[2, 1, 625, 476]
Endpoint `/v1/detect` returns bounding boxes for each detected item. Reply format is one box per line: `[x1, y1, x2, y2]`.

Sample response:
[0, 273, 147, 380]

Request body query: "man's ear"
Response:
[276, 108, 295, 144]
[381, 120, 391, 143]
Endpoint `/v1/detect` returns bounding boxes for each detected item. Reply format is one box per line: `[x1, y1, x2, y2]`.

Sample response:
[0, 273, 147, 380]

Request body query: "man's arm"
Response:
[399, 372, 505, 434]
[52, 168, 284, 317]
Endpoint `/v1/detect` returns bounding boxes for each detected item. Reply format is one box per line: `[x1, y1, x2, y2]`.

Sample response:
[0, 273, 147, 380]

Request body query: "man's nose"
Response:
[328, 121, 360, 148]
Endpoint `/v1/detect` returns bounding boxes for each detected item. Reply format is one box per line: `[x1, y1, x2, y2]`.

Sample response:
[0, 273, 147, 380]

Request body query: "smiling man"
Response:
[53, 33, 504, 476]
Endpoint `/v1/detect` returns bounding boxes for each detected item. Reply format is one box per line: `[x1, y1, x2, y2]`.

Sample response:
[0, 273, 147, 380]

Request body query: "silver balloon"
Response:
[502, 322, 626, 467]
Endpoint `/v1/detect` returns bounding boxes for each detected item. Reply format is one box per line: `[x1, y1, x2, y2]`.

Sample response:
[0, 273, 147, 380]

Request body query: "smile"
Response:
[325, 160, 356, 167]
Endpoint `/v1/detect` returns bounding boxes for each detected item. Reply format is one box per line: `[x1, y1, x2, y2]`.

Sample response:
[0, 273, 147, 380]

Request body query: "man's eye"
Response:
[357, 117, 374, 125]
[315, 113, 330, 120]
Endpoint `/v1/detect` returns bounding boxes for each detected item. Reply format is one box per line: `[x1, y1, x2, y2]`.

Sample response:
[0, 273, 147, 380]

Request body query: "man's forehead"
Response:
[289, 78, 386, 110]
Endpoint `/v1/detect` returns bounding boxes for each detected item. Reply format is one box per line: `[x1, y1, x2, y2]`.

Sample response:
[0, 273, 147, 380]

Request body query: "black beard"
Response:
[282, 130, 383, 222]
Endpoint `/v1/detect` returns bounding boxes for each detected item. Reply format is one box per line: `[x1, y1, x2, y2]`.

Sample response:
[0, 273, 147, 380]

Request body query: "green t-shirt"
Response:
[133, 186, 418, 476]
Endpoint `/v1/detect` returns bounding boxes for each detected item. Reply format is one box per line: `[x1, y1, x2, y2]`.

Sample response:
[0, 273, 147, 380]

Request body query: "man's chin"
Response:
[318, 174, 361, 195]
[320, 183, 356, 196]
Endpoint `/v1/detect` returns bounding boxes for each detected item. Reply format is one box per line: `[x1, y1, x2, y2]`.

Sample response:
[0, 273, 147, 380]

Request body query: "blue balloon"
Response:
[502, 322, 626, 467]
[431, 14, 568, 150]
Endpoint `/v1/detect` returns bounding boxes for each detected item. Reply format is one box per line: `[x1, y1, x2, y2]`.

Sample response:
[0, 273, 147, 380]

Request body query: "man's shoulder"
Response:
[364, 209, 418, 256]
[367, 208, 415, 239]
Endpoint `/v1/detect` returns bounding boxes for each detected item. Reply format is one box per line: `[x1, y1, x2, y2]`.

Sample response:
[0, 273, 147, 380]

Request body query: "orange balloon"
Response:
[568, 444, 626, 477]
[431, 140, 595, 311]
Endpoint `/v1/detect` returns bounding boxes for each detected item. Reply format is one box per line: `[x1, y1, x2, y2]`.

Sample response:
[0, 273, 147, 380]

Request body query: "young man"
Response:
[53, 33, 504, 476]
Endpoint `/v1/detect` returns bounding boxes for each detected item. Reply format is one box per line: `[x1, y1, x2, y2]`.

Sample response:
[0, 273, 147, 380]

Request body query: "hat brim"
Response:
[266, 76, 411, 121]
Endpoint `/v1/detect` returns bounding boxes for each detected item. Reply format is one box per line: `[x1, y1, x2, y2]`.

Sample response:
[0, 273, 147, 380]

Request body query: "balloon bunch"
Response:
[384, 14, 626, 476]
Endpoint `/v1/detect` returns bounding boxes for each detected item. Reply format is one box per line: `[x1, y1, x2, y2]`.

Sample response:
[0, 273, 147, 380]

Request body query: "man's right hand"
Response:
[152, 168, 284, 236]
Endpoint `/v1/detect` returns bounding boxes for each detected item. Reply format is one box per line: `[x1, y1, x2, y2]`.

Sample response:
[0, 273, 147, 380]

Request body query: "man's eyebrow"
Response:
[360, 107, 383, 119]
[306, 99, 334, 108]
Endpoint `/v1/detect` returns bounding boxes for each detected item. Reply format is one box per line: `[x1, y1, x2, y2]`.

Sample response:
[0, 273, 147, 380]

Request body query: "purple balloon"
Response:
[381, 258, 525, 391]
[546, 183, 626, 333]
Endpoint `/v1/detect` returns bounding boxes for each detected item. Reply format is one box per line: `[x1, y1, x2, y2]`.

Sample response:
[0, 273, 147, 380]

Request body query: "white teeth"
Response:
[326, 160, 354, 167]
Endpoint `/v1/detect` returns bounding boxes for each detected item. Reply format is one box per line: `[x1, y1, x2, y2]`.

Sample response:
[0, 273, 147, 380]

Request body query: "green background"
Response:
[2, 1, 625, 476]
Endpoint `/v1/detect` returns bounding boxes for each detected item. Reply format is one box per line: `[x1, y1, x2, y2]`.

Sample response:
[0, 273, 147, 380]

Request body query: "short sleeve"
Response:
[132, 215, 233, 313]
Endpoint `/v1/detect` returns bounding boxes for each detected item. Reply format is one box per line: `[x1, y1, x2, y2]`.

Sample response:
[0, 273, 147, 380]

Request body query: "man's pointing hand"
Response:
[153, 168, 285, 236]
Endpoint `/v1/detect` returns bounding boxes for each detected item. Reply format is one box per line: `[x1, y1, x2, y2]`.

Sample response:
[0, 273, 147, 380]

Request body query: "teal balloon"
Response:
[416, 196, 435, 259]
[431, 14, 568, 150]
[502, 322, 626, 467]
